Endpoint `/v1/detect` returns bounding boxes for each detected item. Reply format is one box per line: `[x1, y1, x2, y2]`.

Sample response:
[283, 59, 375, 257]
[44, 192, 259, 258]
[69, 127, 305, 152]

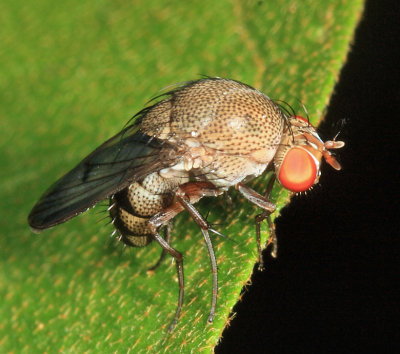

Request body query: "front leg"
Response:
[236, 176, 277, 271]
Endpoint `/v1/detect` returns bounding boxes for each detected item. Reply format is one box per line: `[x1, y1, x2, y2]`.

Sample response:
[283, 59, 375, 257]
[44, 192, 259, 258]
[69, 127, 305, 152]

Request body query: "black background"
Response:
[217, 0, 399, 352]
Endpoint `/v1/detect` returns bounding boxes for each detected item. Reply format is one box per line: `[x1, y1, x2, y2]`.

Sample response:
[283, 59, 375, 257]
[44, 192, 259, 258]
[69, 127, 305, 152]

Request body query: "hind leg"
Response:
[148, 181, 222, 331]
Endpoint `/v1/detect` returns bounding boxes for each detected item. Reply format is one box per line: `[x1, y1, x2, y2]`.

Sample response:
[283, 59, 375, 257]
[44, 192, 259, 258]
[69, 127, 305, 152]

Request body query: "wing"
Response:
[28, 117, 178, 231]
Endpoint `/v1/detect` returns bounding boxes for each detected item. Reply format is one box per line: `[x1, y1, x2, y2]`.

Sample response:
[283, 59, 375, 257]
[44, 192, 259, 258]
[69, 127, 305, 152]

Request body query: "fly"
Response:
[28, 78, 344, 331]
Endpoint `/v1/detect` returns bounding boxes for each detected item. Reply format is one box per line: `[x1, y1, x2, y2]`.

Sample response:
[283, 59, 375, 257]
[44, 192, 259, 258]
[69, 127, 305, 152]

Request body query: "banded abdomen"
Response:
[109, 171, 188, 247]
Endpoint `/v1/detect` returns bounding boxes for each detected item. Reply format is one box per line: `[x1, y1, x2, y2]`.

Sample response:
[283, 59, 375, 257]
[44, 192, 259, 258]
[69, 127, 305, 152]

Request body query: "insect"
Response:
[28, 78, 344, 331]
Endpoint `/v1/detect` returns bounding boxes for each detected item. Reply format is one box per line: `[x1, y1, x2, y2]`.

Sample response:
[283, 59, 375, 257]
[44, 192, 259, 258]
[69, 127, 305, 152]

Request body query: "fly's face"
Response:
[274, 116, 345, 192]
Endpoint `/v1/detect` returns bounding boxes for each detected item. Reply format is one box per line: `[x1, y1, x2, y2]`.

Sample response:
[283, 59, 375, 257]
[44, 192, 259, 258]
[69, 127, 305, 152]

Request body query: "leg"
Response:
[175, 190, 218, 323]
[257, 175, 278, 260]
[148, 214, 184, 332]
[148, 222, 172, 271]
[236, 175, 277, 271]
[148, 181, 222, 330]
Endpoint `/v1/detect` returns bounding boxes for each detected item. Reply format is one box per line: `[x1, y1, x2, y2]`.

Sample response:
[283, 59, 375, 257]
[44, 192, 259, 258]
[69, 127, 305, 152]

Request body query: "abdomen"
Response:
[109, 172, 188, 247]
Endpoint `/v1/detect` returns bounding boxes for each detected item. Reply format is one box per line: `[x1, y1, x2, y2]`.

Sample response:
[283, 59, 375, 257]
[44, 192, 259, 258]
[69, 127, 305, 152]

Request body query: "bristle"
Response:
[107, 203, 116, 211]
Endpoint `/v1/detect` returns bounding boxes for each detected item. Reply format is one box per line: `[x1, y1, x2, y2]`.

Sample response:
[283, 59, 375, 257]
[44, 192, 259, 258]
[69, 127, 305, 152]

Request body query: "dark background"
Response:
[217, 0, 399, 351]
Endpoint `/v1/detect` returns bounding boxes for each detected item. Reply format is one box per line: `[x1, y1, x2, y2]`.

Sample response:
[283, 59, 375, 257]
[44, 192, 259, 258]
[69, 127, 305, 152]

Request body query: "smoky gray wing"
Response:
[28, 124, 177, 231]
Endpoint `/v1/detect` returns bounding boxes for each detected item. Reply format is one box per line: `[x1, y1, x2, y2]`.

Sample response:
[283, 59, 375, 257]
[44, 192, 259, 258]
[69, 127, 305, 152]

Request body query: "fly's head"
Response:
[274, 116, 345, 193]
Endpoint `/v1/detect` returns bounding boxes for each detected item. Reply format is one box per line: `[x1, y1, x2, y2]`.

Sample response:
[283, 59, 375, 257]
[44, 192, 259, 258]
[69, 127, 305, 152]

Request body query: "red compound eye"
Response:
[278, 148, 318, 192]
[295, 116, 310, 124]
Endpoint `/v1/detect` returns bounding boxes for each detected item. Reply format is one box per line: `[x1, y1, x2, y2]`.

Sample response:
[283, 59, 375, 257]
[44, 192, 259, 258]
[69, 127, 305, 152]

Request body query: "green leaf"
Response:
[0, 0, 363, 352]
